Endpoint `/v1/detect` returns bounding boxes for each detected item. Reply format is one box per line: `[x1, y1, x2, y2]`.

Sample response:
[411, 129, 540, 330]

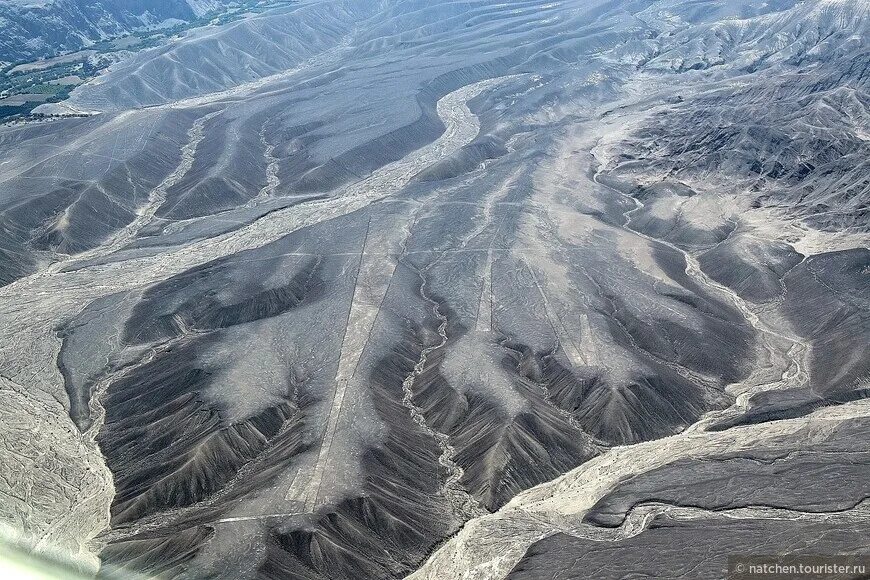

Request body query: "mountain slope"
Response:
[0, 0, 232, 65]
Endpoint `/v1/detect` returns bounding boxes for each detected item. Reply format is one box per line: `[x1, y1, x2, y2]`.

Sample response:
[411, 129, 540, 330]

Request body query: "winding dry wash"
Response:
[0, 77, 499, 570]
[0, 0, 868, 579]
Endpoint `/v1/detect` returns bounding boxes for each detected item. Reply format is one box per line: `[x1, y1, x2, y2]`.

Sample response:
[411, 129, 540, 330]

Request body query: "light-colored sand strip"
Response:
[526, 263, 586, 367]
[295, 376, 351, 512]
[576, 313, 599, 367]
[475, 250, 494, 332]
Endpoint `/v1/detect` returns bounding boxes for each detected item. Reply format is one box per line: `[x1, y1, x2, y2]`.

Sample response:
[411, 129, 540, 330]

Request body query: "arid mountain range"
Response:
[0, 1, 867, 578]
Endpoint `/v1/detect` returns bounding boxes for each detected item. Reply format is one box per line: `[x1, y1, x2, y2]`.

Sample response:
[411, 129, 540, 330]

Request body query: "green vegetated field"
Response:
[0, 0, 293, 122]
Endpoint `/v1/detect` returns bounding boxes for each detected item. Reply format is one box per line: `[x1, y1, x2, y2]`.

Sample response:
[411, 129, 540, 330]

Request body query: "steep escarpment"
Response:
[0, 0, 868, 578]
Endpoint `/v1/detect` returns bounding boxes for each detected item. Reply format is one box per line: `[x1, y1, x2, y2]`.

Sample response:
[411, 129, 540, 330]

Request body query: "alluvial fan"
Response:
[0, 0, 867, 578]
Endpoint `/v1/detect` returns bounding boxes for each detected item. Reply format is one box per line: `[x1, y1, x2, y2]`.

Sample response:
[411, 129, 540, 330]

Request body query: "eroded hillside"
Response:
[0, 1, 867, 578]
